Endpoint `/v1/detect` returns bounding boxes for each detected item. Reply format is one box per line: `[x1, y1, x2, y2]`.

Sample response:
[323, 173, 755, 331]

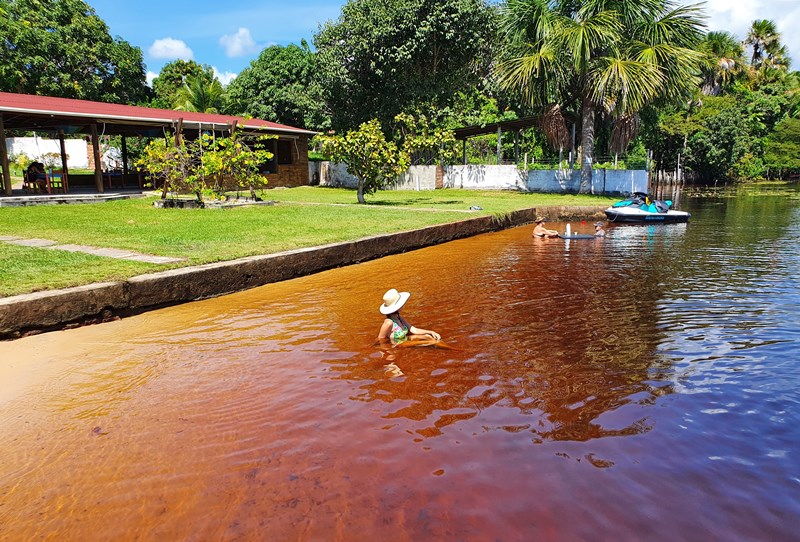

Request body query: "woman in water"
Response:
[377, 288, 441, 343]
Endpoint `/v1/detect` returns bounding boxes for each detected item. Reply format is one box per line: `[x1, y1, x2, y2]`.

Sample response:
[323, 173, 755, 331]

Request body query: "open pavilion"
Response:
[0, 92, 317, 196]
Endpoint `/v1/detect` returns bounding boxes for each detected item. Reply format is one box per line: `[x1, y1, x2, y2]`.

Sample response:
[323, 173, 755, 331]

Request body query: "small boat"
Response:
[604, 192, 690, 223]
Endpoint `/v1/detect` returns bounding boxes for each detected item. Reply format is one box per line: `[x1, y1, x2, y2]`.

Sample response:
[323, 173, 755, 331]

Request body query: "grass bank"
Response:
[0, 187, 616, 297]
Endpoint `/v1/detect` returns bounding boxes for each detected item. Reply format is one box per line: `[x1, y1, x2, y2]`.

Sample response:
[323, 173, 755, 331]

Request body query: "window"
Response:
[276, 140, 293, 165]
[257, 139, 293, 174]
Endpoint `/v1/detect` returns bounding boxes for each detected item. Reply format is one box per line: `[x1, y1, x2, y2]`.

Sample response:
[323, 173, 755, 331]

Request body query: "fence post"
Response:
[0, 114, 11, 196]
[496, 126, 502, 165]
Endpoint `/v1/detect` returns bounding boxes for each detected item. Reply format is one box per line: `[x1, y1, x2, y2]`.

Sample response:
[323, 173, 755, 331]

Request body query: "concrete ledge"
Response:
[0, 205, 606, 339]
[0, 282, 129, 338]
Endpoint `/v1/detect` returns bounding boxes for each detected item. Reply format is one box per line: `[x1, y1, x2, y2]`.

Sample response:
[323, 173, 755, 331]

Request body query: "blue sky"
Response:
[87, 0, 799, 87]
[89, 0, 347, 85]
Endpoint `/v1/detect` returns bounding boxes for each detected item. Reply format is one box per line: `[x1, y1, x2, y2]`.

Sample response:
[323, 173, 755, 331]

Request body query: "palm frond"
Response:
[589, 57, 664, 113]
[636, 3, 706, 47]
[500, 0, 555, 44]
[539, 103, 570, 151]
[556, 10, 622, 72]
[609, 113, 640, 154]
[496, 43, 561, 106]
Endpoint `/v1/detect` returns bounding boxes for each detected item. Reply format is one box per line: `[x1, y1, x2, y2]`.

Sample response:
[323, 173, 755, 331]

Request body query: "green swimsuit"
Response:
[388, 314, 411, 343]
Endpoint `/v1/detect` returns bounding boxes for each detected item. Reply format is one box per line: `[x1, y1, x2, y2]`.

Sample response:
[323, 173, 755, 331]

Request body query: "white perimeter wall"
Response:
[310, 162, 648, 194]
[6, 136, 90, 169]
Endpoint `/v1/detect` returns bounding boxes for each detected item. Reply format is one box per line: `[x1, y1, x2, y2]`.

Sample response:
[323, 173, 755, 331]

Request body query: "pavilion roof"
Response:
[453, 115, 543, 140]
[0, 92, 317, 138]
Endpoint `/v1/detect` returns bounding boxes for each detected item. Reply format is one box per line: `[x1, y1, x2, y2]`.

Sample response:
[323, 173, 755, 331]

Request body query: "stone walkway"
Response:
[0, 236, 184, 264]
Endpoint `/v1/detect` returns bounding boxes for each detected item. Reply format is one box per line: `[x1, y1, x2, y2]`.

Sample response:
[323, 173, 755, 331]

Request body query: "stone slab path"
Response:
[0, 236, 184, 264]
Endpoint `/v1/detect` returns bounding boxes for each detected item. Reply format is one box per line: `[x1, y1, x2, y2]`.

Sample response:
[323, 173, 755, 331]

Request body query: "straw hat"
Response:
[594, 221, 605, 227]
[535, 216, 546, 223]
[380, 289, 411, 315]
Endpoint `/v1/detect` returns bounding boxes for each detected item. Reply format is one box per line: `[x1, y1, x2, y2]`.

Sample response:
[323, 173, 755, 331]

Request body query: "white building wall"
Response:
[6, 136, 90, 169]
[392, 165, 437, 190]
[443, 165, 524, 190]
[310, 161, 648, 195]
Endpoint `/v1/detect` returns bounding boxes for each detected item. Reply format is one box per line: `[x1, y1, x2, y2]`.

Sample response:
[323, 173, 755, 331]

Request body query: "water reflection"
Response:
[2, 187, 799, 540]
[324, 225, 684, 443]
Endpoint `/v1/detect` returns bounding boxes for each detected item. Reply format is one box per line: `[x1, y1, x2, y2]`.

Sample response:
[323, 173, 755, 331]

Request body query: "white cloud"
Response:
[148, 38, 193, 60]
[213, 67, 238, 86]
[683, 0, 800, 67]
[219, 27, 260, 58]
[145, 71, 158, 87]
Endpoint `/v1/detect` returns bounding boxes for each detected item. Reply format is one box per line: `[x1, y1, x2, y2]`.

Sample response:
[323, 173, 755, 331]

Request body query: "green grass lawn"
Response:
[0, 243, 156, 297]
[0, 187, 616, 297]
[269, 186, 616, 211]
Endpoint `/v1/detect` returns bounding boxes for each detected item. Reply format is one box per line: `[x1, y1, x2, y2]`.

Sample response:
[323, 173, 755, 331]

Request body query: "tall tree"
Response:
[496, 0, 705, 191]
[151, 60, 215, 109]
[745, 20, 791, 86]
[314, 0, 497, 132]
[224, 41, 329, 130]
[0, 0, 148, 104]
[745, 19, 780, 68]
[699, 31, 745, 96]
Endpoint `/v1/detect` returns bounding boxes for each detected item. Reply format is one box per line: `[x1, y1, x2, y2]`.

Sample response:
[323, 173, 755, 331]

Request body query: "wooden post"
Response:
[91, 124, 104, 193]
[121, 136, 129, 176]
[58, 130, 70, 192]
[175, 118, 183, 146]
[514, 130, 519, 166]
[0, 114, 11, 196]
[496, 126, 502, 165]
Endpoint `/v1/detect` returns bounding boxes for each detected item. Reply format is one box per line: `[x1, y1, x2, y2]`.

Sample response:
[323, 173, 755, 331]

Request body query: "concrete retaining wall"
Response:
[0, 205, 606, 340]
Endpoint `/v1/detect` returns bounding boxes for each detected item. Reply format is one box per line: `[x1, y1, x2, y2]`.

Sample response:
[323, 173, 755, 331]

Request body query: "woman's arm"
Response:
[409, 326, 441, 340]
[377, 318, 393, 340]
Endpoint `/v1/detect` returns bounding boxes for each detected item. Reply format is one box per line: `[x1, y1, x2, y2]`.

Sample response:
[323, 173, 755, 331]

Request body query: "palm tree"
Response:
[745, 20, 791, 86]
[174, 75, 225, 113]
[496, 0, 705, 191]
[699, 31, 744, 96]
[745, 19, 780, 69]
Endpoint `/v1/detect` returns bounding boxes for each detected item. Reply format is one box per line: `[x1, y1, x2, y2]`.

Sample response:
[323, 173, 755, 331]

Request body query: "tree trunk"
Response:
[579, 99, 595, 193]
[357, 180, 366, 204]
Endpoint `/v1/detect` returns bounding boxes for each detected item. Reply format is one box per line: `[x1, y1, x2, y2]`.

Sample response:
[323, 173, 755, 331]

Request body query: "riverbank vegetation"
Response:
[4, 0, 799, 187]
[0, 189, 616, 297]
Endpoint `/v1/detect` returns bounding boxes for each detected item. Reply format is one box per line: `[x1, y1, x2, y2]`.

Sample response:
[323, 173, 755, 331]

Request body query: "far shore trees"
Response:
[314, 0, 497, 132]
[496, 0, 705, 191]
[0, 0, 148, 104]
[224, 41, 329, 131]
[151, 60, 216, 110]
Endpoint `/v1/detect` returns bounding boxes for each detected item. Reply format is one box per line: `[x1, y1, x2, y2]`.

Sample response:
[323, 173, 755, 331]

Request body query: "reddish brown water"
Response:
[2, 195, 800, 540]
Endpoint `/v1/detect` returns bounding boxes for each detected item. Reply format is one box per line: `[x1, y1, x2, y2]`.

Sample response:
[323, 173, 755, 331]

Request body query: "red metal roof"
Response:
[0, 92, 317, 136]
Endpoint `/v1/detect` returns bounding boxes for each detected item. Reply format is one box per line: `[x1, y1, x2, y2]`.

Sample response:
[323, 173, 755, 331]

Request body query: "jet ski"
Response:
[604, 192, 690, 223]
